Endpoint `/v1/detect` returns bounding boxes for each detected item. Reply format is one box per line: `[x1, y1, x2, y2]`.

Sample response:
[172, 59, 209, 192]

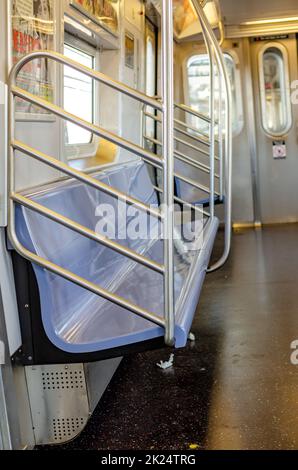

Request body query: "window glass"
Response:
[64, 43, 94, 145]
[186, 53, 242, 135]
[260, 46, 292, 136]
[187, 54, 210, 135]
[144, 21, 157, 152]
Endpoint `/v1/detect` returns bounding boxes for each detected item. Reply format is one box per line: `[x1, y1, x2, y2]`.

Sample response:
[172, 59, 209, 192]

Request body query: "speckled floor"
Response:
[42, 225, 298, 450]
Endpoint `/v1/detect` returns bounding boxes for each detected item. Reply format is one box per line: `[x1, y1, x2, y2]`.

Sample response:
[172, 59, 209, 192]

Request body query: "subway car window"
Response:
[144, 20, 157, 152]
[259, 45, 292, 136]
[64, 43, 95, 145]
[186, 52, 243, 135]
[186, 54, 210, 135]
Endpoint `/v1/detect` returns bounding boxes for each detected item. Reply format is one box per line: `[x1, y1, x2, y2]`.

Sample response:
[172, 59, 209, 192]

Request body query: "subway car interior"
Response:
[1, 0, 298, 452]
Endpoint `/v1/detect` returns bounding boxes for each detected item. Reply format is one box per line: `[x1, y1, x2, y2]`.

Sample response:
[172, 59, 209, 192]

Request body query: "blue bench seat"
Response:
[14, 161, 219, 356]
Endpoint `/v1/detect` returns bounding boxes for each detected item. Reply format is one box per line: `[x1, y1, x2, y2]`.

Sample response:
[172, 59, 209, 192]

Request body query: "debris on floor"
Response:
[156, 353, 174, 370]
[188, 332, 196, 342]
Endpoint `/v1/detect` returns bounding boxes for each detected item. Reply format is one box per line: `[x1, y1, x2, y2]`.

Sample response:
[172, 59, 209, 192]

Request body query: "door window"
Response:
[259, 44, 292, 137]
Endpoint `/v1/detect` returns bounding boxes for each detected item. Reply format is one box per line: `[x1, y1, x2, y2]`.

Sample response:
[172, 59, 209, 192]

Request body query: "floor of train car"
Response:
[41, 224, 298, 450]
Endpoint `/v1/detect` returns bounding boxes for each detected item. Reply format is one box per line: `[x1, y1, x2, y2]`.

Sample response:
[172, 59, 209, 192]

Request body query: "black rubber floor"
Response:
[43, 225, 298, 450]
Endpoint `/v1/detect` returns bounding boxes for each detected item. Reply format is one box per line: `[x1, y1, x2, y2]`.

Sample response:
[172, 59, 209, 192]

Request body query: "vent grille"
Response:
[41, 369, 85, 391]
[52, 417, 86, 442]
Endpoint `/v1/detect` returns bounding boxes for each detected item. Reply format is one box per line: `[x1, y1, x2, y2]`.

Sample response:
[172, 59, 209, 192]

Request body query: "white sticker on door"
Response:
[273, 140, 287, 159]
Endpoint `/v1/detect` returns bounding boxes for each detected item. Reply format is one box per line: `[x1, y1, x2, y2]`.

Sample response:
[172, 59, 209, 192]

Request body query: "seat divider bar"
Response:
[9, 232, 165, 327]
[12, 140, 163, 221]
[11, 193, 165, 275]
[11, 86, 163, 170]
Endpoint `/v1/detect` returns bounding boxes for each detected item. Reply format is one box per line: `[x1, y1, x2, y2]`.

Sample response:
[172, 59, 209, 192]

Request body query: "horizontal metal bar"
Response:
[141, 150, 219, 196]
[175, 103, 219, 125]
[12, 140, 163, 220]
[12, 193, 165, 275]
[143, 111, 161, 123]
[144, 135, 162, 147]
[143, 135, 220, 163]
[175, 126, 211, 147]
[175, 119, 217, 144]
[175, 138, 220, 161]
[12, 86, 163, 170]
[174, 195, 211, 217]
[10, 50, 163, 111]
[143, 135, 220, 179]
[153, 185, 210, 218]
[144, 110, 214, 146]
[145, 154, 219, 196]
[10, 233, 165, 328]
[174, 118, 217, 143]
[175, 136, 208, 154]
[175, 172, 220, 196]
[174, 150, 220, 179]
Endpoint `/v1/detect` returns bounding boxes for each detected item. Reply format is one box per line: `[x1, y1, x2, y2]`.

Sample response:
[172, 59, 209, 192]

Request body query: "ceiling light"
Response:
[242, 16, 298, 26]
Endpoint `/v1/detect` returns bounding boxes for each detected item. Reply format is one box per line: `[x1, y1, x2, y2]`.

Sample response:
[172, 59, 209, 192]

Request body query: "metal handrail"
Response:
[192, 0, 233, 271]
[175, 103, 219, 126]
[161, 1, 175, 346]
[13, 140, 162, 220]
[12, 86, 163, 170]
[11, 50, 163, 111]
[142, 1, 232, 271]
[12, 193, 165, 275]
[176, 173, 220, 197]
[9, 148, 166, 328]
[174, 118, 212, 143]
[8, 2, 174, 343]
[153, 186, 211, 218]
[7, 0, 230, 350]
[143, 109, 213, 146]
[174, 150, 220, 178]
[143, 134, 220, 162]
[204, 27, 216, 217]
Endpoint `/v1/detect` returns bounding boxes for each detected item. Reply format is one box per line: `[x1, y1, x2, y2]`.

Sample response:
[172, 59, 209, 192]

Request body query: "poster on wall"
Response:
[11, 0, 55, 119]
[70, 0, 119, 36]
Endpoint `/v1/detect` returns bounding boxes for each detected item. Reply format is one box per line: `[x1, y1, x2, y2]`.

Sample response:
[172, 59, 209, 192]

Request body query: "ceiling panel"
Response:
[219, 0, 298, 25]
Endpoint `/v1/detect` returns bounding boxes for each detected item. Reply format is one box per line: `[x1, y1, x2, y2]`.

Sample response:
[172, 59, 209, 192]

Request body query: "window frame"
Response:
[63, 33, 98, 160]
[258, 42, 292, 138]
[183, 49, 244, 137]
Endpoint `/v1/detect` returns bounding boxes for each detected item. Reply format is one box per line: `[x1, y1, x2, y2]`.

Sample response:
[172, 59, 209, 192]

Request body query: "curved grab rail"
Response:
[7, 1, 175, 346]
[193, 0, 233, 272]
[10, 50, 163, 112]
[7, 0, 228, 353]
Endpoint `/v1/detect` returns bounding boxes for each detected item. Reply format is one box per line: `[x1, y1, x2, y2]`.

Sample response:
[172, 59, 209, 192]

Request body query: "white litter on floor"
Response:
[156, 353, 174, 370]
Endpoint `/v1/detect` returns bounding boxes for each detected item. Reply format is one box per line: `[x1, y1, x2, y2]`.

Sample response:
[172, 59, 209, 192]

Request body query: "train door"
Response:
[250, 36, 298, 224]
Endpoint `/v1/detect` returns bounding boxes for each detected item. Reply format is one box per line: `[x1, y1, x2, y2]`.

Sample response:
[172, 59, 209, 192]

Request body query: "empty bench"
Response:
[13, 160, 219, 363]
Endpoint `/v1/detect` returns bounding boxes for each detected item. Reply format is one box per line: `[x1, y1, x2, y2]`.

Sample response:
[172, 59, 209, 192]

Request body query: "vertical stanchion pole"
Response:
[218, 72, 224, 201]
[193, 0, 232, 271]
[162, 0, 175, 346]
[205, 37, 215, 218]
[7, 76, 16, 266]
